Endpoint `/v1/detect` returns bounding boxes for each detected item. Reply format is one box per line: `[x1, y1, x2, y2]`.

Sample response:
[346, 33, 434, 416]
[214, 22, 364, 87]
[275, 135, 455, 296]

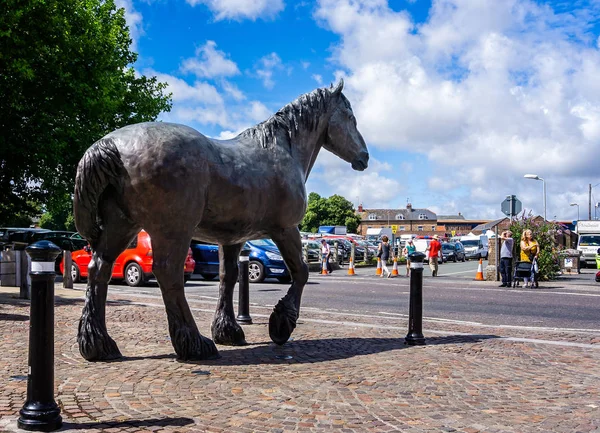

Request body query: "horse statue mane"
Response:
[240, 81, 343, 149]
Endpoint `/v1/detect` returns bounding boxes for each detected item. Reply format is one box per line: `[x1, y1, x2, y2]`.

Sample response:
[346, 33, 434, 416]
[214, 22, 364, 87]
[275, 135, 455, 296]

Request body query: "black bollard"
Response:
[405, 251, 426, 346]
[236, 244, 252, 324]
[18, 241, 62, 432]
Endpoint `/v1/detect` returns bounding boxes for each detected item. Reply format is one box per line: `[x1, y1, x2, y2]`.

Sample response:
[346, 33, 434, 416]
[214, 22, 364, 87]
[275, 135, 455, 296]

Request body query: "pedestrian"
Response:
[403, 238, 416, 277]
[378, 235, 391, 278]
[427, 234, 442, 277]
[519, 229, 539, 288]
[499, 230, 514, 287]
[320, 239, 333, 274]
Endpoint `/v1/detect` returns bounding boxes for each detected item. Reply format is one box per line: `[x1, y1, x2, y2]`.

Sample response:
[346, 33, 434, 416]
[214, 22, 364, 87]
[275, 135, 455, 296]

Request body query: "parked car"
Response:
[596, 270, 600, 282]
[60, 230, 195, 287]
[190, 241, 219, 280]
[301, 239, 321, 263]
[323, 238, 348, 264]
[441, 242, 466, 263]
[0, 227, 51, 250]
[247, 239, 290, 283]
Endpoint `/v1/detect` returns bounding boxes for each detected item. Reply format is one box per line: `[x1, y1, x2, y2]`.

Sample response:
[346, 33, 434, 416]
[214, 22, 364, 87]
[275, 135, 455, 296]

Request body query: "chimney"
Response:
[358, 203, 363, 212]
[407, 203, 412, 212]
[458, 212, 462, 216]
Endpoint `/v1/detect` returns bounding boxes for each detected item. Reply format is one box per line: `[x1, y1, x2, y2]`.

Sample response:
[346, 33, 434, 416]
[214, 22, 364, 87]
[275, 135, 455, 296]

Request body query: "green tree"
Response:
[300, 193, 361, 233]
[0, 0, 172, 226]
[510, 212, 561, 280]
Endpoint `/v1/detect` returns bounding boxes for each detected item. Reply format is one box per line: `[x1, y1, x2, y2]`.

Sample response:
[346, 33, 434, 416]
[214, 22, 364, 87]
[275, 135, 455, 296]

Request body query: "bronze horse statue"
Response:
[74, 80, 369, 361]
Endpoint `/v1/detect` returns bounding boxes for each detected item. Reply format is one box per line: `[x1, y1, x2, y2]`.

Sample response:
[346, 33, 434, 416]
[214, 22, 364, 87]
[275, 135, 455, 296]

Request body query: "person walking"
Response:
[320, 239, 333, 274]
[428, 235, 442, 277]
[519, 229, 539, 288]
[403, 238, 416, 277]
[378, 236, 391, 278]
[499, 230, 514, 287]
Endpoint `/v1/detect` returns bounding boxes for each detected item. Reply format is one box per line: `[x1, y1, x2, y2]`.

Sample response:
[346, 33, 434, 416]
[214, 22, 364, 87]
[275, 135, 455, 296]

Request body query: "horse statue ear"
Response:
[330, 78, 344, 96]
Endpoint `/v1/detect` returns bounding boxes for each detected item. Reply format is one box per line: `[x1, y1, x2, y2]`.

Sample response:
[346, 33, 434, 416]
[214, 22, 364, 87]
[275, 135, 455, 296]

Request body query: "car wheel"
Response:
[201, 273, 218, 281]
[277, 276, 292, 284]
[124, 262, 145, 287]
[461, 256, 466, 262]
[248, 261, 265, 283]
[184, 275, 191, 283]
[71, 263, 81, 283]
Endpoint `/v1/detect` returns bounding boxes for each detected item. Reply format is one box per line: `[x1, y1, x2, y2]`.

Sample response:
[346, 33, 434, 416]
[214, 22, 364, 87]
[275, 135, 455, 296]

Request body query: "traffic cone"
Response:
[474, 258, 484, 281]
[391, 257, 399, 276]
[347, 257, 355, 275]
[321, 257, 329, 275]
[376, 257, 382, 275]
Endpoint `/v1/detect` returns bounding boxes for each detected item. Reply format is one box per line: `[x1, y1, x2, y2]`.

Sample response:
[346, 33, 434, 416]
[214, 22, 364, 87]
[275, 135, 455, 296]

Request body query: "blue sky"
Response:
[118, 0, 600, 221]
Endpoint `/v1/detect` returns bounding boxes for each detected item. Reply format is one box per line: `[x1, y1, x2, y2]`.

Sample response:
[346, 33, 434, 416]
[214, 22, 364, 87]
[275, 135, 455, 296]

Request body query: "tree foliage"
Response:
[0, 0, 172, 226]
[509, 212, 562, 280]
[300, 193, 361, 233]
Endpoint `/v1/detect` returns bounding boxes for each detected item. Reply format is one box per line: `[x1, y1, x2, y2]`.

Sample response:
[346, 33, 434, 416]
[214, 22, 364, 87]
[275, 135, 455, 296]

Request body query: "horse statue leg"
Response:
[78, 220, 139, 361]
[150, 232, 220, 360]
[269, 227, 309, 345]
[212, 243, 246, 346]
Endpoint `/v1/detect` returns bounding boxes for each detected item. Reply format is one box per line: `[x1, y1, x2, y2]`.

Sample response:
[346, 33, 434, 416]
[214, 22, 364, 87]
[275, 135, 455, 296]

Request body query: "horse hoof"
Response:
[269, 298, 297, 345]
[78, 317, 122, 361]
[77, 333, 122, 362]
[173, 329, 220, 361]
[211, 314, 247, 346]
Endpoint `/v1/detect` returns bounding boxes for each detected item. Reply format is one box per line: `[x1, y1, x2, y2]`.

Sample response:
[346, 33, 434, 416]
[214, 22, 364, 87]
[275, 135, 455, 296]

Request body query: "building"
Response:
[436, 214, 490, 236]
[356, 203, 438, 236]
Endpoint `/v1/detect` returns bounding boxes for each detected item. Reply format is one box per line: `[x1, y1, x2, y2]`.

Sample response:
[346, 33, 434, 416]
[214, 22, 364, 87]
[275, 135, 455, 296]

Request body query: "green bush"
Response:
[509, 212, 561, 280]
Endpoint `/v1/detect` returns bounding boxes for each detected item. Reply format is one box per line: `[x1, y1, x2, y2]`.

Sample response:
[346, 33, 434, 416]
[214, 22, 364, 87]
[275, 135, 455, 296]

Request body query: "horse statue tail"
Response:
[74, 137, 125, 247]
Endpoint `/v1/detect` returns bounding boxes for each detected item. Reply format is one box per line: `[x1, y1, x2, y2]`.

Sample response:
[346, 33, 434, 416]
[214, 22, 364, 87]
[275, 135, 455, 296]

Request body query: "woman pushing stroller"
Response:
[520, 229, 539, 288]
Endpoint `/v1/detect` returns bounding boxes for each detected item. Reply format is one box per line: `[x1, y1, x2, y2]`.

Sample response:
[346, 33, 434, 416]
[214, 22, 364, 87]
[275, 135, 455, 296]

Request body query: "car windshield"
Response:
[461, 240, 479, 247]
[579, 235, 600, 246]
[442, 244, 454, 251]
[305, 241, 321, 249]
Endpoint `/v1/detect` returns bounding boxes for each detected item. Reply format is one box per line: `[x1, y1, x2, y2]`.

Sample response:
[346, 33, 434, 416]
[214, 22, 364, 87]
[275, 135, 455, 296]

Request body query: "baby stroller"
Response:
[512, 258, 538, 288]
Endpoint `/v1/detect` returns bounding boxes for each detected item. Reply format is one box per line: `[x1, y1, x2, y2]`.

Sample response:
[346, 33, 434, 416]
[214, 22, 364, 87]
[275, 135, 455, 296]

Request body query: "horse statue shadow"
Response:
[74, 80, 369, 362]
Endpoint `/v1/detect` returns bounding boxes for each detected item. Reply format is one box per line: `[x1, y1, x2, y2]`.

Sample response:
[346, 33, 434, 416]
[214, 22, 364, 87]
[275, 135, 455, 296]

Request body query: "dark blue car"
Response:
[190, 239, 290, 283]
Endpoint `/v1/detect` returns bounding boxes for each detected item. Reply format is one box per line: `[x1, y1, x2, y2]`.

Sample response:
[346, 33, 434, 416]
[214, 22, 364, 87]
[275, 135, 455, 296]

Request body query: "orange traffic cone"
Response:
[391, 257, 399, 276]
[475, 258, 484, 281]
[321, 257, 329, 275]
[347, 257, 355, 275]
[376, 257, 382, 275]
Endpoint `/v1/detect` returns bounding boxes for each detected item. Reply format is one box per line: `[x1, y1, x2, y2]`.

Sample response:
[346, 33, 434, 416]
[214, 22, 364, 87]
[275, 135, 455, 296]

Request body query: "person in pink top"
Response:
[427, 235, 442, 277]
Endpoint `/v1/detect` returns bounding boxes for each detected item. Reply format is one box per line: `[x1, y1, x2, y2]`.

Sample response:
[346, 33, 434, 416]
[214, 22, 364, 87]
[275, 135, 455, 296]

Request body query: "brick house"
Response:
[356, 203, 438, 236]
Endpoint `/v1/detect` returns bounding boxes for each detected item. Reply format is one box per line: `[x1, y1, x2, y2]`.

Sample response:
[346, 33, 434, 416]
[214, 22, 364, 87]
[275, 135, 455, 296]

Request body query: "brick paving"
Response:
[0, 284, 599, 432]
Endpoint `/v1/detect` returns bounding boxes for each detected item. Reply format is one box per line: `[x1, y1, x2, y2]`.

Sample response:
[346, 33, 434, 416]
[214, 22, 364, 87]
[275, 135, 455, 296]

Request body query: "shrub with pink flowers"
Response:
[509, 212, 561, 280]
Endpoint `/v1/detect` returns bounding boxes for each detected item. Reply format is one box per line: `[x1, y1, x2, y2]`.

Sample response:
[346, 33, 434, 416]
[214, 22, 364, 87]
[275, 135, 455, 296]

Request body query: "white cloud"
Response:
[255, 53, 284, 89]
[186, 0, 285, 21]
[221, 80, 246, 101]
[314, 0, 600, 219]
[181, 41, 240, 78]
[115, 0, 143, 50]
[311, 74, 323, 85]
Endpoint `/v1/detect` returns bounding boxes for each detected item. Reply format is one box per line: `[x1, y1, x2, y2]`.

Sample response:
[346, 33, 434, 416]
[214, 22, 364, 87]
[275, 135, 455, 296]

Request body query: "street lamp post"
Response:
[524, 174, 546, 221]
[570, 203, 580, 221]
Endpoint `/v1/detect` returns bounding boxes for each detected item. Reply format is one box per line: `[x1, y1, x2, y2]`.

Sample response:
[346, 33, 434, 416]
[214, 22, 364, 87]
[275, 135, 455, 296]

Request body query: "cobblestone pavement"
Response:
[0, 284, 598, 433]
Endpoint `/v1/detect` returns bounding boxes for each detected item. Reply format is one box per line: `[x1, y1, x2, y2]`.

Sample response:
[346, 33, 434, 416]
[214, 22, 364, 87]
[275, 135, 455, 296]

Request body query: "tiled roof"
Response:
[360, 208, 437, 221]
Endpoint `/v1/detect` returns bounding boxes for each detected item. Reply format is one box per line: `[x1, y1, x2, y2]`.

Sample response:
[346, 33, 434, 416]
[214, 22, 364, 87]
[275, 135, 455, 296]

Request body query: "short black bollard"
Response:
[18, 241, 62, 432]
[236, 245, 252, 324]
[405, 251, 426, 346]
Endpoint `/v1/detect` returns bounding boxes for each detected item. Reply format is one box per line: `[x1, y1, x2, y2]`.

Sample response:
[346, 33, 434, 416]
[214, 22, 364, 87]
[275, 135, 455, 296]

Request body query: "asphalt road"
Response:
[65, 260, 600, 333]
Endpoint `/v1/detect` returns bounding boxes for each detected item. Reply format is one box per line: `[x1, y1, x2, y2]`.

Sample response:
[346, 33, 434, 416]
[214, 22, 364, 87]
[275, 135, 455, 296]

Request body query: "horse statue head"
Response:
[324, 79, 369, 172]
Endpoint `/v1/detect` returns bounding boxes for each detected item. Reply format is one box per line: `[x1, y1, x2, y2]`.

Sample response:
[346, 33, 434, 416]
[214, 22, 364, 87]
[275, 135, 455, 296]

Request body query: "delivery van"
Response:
[458, 235, 489, 260]
[575, 220, 600, 267]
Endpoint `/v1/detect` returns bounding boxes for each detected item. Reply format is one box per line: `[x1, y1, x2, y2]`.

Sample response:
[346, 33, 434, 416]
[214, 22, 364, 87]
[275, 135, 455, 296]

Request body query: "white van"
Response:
[458, 235, 489, 260]
[412, 238, 443, 264]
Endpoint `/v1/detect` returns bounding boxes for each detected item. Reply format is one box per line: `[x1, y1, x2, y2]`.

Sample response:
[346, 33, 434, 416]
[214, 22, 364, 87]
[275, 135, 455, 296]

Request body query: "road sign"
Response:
[391, 225, 398, 234]
[501, 195, 522, 217]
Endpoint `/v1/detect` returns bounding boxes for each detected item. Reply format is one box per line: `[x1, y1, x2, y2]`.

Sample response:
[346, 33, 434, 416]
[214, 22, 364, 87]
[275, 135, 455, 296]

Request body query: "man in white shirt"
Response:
[499, 230, 514, 287]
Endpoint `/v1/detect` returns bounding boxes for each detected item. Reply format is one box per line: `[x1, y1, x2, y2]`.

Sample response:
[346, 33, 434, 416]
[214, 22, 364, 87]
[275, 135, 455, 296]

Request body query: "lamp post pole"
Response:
[524, 174, 546, 221]
[570, 203, 580, 221]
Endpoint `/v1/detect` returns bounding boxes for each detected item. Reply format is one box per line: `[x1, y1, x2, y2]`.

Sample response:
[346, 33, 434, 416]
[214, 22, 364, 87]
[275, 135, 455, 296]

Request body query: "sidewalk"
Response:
[0, 283, 598, 432]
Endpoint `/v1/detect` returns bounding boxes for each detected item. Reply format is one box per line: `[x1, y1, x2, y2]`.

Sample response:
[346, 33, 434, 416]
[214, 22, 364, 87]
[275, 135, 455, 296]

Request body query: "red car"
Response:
[60, 230, 195, 287]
